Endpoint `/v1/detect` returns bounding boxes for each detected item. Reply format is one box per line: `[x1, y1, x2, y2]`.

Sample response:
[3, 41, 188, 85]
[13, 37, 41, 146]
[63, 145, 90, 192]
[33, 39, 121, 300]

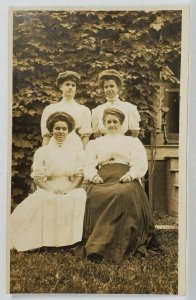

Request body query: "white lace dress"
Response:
[10, 137, 86, 251]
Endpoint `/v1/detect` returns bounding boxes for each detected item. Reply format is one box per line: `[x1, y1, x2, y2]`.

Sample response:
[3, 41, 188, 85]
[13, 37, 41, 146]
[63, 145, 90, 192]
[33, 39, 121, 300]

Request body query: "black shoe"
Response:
[87, 253, 103, 263]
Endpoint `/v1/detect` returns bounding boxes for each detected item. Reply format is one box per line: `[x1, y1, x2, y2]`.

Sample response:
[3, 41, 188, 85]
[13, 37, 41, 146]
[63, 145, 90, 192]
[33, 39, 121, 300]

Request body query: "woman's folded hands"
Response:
[92, 173, 133, 184]
[119, 173, 132, 183]
[92, 175, 104, 184]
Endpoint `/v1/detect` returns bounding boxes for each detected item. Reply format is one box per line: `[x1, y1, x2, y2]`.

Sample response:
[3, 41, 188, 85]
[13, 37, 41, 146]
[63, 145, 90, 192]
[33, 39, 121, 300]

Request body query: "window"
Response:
[165, 88, 180, 144]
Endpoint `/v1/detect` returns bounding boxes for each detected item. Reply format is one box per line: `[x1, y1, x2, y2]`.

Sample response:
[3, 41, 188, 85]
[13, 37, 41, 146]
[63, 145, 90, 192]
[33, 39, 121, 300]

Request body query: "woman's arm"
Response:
[62, 175, 84, 193]
[83, 140, 99, 181]
[130, 130, 140, 138]
[126, 138, 148, 180]
[42, 134, 52, 146]
[34, 175, 83, 195]
[81, 135, 90, 149]
[128, 105, 141, 135]
[34, 178, 55, 193]
[78, 106, 92, 148]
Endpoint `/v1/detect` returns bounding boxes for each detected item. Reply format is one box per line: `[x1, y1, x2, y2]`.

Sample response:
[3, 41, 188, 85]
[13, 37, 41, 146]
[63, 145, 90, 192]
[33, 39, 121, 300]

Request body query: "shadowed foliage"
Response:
[12, 10, 181, 202]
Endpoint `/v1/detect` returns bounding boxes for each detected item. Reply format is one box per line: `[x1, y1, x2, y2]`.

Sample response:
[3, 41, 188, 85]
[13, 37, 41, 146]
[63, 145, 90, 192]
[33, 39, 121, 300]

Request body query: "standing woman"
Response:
[92, 69, 141, 138]
[83, 108, 161, 260]
[11, 112, 86, 252]
[41, 71, 92, 148]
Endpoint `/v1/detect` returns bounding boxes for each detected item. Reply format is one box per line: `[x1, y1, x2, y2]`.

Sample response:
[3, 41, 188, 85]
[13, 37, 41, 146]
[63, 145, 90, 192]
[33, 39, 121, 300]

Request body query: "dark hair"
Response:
[102, 108, 125, 125]
[58, 75, 79, 88]
[100, 75, 121, 89]
[46, 112, 75, 133]
[56, 71, 80, 89]
[98, 69, 123, 89]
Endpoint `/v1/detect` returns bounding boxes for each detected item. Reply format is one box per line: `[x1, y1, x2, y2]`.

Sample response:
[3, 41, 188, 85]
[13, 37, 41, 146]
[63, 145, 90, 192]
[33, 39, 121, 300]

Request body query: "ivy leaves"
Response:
[12, 10, 181, 202]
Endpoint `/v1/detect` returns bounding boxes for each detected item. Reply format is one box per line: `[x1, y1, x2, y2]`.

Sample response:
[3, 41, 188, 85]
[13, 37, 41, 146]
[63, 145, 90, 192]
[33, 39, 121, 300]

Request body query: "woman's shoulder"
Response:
[33, 145, 48, 158]
[35, 144, 49, 153]
[92, 102, 107, 113]
[86, 136, 104, 147]
[42, 102, 62, 114]
[74, 101, 90, 112]
[126, 136, 146, 150]
[121, 101, 137, 110]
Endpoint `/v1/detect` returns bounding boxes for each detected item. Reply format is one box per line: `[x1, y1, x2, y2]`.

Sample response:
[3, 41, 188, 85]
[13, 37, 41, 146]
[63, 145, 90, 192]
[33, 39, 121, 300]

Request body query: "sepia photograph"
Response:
[8, 6, 188, 295]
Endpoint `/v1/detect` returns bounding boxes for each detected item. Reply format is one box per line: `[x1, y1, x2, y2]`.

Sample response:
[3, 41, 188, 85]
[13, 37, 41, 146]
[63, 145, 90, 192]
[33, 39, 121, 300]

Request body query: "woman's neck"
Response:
[107, 132, 121, 137]
[106, 95, 119, 103]
[56, 140, 64, 147]
[50, 136, 67, 147]
[62, 96, 74, 102]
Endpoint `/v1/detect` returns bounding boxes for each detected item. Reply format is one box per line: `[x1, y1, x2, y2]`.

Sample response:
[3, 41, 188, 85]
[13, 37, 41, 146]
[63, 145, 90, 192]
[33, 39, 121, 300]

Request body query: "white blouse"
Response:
[91, 97, 141, 135]
[31, 137, 84, 182]
[41, 98, 92, 138]
[84, 134, 148, 181]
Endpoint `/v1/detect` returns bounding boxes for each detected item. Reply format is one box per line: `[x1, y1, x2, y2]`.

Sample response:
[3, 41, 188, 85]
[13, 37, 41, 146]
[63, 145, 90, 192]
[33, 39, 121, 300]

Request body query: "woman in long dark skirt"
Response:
[82, 108, 161, 260]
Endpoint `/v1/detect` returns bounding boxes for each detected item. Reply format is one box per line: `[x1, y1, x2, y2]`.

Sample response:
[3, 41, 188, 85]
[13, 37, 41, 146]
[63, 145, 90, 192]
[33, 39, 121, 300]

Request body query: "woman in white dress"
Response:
[82, 108, 161, 260]
[41, 71, 92, 148]
[11, 112, 86, 252]
[91, 69, 141, 138]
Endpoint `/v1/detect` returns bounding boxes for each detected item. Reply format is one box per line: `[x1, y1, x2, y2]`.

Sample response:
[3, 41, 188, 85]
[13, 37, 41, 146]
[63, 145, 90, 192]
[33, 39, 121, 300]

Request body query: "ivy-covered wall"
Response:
[12, 10, 182, 203]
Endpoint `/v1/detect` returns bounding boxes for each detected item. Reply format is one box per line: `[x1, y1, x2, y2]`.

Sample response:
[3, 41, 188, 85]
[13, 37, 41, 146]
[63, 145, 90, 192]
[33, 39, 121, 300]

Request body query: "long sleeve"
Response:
[41, 106, 51, 137]
[92, 106, 108, 135]
[83, 140, 99, 181]
[127, 138, 148, 180]
[78, 106, 92, 137]
[91, 107, 100, 134]
[128, 105, 141, 131]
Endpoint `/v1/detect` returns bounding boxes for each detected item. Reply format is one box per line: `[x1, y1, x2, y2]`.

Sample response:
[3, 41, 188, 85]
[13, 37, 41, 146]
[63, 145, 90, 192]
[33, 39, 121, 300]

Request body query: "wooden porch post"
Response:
[148, 130, 154, 211]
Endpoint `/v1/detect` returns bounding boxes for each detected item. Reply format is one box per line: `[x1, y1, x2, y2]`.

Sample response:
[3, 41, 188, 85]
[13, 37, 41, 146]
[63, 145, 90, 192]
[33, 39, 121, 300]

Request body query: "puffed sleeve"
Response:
[128, 104, 141, 131]
[78, 106, 92, 137]
[127, 138, 148, 180]
[30, 147, 47, 181]
[40, 106, 52, 137]
[83, 140, 99, 181]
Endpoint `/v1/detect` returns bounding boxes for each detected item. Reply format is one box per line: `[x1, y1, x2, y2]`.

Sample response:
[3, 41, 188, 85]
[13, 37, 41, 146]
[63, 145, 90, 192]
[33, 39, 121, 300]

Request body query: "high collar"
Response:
[105, 133, 122, 139]
[61, 97, 75, 103]
[48, 136, 67, 148]
[106, 95, 120, 104]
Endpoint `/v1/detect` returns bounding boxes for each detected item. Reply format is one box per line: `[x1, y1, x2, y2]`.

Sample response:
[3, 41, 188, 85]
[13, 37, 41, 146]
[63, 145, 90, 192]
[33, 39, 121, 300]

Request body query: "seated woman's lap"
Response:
[84, 165, 153, 240]
[97, 163, 129, 183]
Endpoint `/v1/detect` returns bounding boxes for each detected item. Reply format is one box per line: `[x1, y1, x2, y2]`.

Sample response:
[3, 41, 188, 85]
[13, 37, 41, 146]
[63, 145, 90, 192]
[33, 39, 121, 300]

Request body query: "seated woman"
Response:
[83, 108, 161, 260]
[11, 112, 86, 252]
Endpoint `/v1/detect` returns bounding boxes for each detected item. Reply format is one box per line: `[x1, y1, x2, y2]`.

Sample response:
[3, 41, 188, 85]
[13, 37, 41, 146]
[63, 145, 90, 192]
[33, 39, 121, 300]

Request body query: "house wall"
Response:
[145, 145, 179, 217]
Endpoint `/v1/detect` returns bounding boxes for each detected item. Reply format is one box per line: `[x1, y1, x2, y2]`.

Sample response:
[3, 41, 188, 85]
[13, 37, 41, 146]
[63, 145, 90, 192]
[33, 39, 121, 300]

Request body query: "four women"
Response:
[11, 69, 161, 259]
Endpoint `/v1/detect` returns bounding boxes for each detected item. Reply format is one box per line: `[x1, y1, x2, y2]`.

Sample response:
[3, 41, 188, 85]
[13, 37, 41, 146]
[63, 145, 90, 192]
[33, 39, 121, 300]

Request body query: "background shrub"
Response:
[12, 10, 182, 203]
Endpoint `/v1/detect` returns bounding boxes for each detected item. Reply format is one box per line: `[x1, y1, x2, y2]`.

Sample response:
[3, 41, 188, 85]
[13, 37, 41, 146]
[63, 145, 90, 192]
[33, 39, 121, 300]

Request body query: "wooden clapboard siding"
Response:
[145, 145, 179, 160]
[166, 157, 179, 217]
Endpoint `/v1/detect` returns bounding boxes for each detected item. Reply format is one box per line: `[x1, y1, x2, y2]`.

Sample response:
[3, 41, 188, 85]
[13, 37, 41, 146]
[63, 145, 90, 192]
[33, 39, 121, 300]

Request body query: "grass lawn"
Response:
[10, 230, 178, 294]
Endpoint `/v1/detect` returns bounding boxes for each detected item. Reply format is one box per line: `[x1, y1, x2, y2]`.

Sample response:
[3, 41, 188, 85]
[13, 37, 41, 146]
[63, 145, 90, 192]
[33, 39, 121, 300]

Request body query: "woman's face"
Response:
[103, 79, 119, 100]
[52, 121, 69, 143]
[104, 114, 121, 134]
[60, 80, 76, 99]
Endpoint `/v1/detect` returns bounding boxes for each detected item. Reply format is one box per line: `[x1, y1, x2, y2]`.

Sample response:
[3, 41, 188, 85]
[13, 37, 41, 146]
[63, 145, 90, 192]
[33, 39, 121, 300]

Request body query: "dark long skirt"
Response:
[83, 163, 160, 260]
